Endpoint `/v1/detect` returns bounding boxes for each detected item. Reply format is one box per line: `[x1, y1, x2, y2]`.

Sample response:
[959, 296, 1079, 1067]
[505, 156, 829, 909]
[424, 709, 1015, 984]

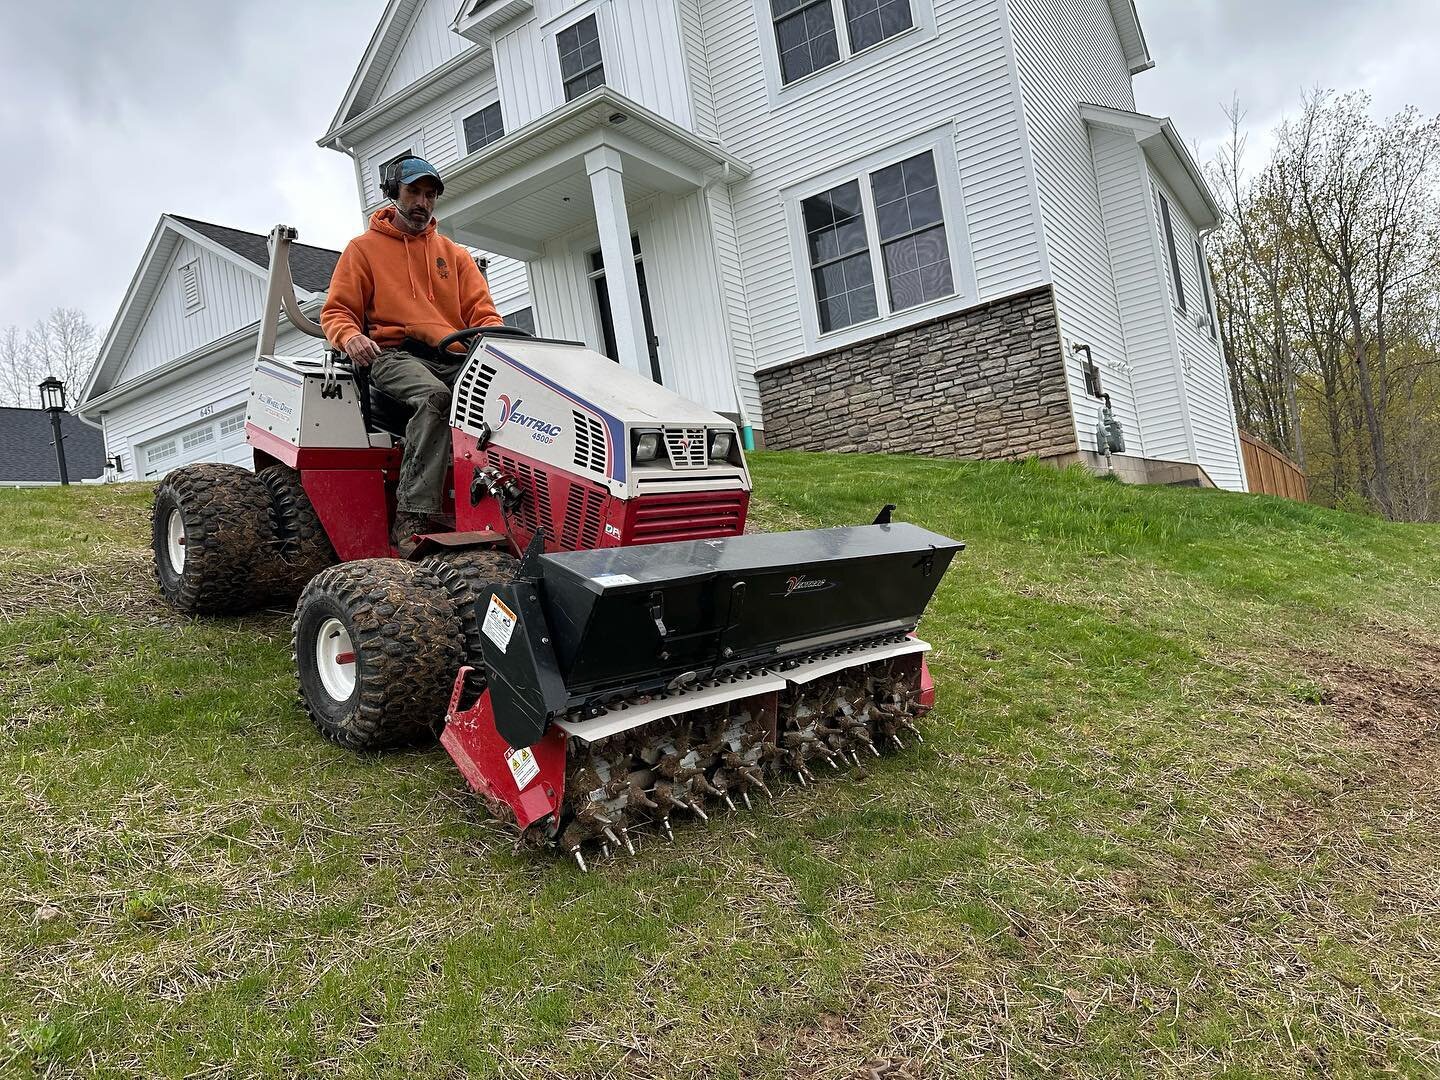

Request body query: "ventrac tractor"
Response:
[151, 226, 962, 867]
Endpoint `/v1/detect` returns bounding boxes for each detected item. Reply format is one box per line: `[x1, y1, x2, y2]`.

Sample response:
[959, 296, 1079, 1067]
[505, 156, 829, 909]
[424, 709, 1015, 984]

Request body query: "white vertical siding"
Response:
[700, 0, 1047, 373]
[1090, 125, 1182, 461]
[1008, 0, 1140, 454]
[375, 0, 472, 101]
[1151, 171, 1246, 491]
[117, 240, 265, 385]
[703, 180, 762, 423]
[494, 17, 552, 131]
[675, 0, 718, 139]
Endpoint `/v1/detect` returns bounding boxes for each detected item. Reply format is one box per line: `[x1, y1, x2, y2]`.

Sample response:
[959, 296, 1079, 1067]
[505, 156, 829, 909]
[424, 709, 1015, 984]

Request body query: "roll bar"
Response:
[256, 225, 328, 362]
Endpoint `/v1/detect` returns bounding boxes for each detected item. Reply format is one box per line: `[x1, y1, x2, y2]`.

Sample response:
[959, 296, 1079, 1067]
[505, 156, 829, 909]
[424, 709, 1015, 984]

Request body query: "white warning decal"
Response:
[592, 573, 639, 587]
[506, 745, 540, 789]
[482, 594, 518, 653]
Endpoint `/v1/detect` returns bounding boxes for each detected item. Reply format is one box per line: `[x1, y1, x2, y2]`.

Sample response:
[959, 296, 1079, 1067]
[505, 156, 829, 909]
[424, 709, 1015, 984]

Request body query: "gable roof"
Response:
[1079, 104, 1220, 230]
[170, 217, 341, 293]
[80, 215, 340, 409]
[0, 407, 107, 483]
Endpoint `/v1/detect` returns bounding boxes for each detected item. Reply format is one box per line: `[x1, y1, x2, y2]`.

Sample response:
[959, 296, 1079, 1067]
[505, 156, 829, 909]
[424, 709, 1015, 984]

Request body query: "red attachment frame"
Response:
[440, 669, 567, 829]
[917, 655, 936, 713]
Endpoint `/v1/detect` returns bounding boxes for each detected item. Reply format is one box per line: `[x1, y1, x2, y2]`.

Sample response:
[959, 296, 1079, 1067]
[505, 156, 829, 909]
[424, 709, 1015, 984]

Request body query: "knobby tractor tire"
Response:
[257, 464, 337, 602]
[423, 548, 520, 662]
[293, 559, 462, 751]
[152, 463, 274, 615]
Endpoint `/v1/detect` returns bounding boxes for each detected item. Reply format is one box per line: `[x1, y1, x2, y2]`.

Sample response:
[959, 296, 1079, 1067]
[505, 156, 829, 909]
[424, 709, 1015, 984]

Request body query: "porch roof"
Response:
[437, 87, 751, 260]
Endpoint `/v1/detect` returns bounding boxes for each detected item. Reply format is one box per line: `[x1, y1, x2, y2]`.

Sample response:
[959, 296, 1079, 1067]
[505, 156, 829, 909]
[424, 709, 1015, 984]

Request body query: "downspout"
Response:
[702, 160, 755, 451]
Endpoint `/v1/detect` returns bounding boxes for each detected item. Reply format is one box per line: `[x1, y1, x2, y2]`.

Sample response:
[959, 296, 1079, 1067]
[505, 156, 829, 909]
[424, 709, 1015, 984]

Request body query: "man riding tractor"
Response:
[321, 154, 504, 550]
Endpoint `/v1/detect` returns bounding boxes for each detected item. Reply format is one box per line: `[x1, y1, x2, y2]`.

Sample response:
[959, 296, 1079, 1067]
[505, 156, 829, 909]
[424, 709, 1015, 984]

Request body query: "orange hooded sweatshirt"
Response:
[321, 206, 503, 352]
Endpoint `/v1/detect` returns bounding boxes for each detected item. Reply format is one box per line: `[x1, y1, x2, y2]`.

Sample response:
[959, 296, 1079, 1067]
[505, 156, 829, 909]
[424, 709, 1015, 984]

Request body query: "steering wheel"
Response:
[436, 324, 533, 354]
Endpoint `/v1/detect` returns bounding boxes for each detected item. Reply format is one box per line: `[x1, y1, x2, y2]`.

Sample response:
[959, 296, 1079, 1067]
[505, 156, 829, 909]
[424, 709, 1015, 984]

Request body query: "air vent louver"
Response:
[571, 410, 608, 475]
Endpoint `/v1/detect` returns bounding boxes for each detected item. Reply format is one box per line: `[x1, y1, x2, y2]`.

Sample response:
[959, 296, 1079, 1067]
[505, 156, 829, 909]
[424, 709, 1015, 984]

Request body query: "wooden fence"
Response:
[1239, 431, 1309, 502]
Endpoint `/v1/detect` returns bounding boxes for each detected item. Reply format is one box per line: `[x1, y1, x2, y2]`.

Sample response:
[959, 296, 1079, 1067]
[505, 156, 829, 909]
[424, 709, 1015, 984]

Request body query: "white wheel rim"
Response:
[315, 617, 357, 702]
[166, 509, 186, 573]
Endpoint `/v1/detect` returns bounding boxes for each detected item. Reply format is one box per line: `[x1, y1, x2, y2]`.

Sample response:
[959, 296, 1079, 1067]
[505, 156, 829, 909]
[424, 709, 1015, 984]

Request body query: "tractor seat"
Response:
[366, 380, 414, 438]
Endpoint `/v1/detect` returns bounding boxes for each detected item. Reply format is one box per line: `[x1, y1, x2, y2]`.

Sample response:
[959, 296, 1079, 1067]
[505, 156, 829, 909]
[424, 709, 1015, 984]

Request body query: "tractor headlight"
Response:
[633, 430, 661, 463]
[709, 431, 734, 461]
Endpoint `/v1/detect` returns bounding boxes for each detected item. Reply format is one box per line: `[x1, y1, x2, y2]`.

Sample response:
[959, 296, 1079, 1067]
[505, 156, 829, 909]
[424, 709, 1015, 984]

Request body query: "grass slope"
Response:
[2, 454, 1439, 1079]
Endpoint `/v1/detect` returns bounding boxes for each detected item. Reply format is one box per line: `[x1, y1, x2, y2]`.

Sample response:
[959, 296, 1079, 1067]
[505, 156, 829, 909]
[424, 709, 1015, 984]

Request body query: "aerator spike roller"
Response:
[150, 223, 964, 867]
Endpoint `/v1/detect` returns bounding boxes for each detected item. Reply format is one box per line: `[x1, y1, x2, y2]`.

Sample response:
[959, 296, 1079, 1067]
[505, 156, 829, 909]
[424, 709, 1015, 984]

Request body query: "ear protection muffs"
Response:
[380, 154, 422, 201]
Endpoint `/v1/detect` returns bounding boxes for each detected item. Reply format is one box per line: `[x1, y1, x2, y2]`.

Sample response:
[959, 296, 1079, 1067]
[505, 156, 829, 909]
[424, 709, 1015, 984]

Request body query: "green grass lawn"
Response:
[2, 453, 1439, 1078]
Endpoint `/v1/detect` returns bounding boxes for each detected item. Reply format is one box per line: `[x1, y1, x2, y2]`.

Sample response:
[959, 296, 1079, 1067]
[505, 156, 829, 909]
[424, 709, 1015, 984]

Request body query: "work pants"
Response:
[368, 347, 464, 515]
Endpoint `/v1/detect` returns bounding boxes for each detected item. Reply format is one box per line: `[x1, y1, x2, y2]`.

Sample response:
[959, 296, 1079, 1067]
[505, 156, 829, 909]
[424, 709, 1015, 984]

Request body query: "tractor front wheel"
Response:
[257, 464, 337, 601]
[152, 463, 273, 614]
[293, 560, 461, 751]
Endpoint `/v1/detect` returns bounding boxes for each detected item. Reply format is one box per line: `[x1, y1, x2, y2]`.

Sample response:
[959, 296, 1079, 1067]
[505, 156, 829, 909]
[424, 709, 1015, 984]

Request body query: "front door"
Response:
[588, 234, 662, 384]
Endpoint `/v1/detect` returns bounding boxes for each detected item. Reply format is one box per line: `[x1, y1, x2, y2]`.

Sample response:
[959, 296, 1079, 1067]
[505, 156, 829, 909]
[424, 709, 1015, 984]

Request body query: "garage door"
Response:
[139, 408, 249, 479]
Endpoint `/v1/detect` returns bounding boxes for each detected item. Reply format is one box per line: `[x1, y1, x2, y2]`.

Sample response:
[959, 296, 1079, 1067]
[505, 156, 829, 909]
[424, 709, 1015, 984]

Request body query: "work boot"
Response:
[390, 511, 437, 553]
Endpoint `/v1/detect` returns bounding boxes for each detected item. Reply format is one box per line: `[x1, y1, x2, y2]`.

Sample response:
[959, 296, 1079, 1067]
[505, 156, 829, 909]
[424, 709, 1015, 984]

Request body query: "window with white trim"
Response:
[461, 101, 505, 154]
[557, 15, 604, 101]
[798, 148, 957, 335]
[1194, 239, 1217, 339]
[503, 306, 536, 335]
[141, 437, 178, 478]
[182, 426, 215, 452]
[218, 410, 246, 437]
[769, 0, 914, 85]
[1157, 191, 1188, 314]
[366, 133, 424, 204]
[178, 260, 203, 315]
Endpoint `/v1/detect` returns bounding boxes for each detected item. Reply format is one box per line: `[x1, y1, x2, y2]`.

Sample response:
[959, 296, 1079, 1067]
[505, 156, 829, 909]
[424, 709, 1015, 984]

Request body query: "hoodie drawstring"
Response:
[402, 234, 417, 300]
[424, 234, 435, 301]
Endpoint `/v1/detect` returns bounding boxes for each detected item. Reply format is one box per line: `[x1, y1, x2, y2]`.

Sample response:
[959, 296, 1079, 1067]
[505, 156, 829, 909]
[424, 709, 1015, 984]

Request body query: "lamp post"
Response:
[38, 376, 70, 487]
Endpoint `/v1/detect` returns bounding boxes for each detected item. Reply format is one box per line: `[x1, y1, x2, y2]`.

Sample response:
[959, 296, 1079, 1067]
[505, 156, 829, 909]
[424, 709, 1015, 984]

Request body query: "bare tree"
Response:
[0, 308, 100, 409]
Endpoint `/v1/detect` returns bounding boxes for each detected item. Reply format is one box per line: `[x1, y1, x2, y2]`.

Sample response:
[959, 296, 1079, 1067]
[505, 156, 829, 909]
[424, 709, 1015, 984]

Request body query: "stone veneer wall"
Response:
[756, 286, 1076, 461]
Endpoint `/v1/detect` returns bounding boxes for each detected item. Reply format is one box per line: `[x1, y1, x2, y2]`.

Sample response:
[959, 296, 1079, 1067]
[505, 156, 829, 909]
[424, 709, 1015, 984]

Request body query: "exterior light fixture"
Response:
[38, 376, 71, 486]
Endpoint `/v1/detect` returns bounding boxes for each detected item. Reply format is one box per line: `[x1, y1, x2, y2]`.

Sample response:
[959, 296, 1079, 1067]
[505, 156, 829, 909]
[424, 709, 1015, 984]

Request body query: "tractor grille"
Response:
[559, 483, 607, 551]
[664, 427, 708, 470]
[630, 493, 746, 544]
[486, 450, 552, 537]
[453, 362, 497, 435]
[572, 411, 608, 476]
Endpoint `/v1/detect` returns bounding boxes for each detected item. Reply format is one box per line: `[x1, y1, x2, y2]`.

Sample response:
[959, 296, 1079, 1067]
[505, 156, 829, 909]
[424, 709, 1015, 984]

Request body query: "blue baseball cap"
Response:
[397, 156, 444, 195]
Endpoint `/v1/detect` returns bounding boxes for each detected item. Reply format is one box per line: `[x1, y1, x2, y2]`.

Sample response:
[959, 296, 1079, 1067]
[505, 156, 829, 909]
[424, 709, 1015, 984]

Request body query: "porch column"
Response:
[584, 146, 648, 376]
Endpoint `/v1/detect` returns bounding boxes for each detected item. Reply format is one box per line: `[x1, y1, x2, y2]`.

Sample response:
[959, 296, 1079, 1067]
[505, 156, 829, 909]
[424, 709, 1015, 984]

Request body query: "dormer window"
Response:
[462, 101, 505, 154]
[557, 15, 604, 101]
[178, 260, 203, 315]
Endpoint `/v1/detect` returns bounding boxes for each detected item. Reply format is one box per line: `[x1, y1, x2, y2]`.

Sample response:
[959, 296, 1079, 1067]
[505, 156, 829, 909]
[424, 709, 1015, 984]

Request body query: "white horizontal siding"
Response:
[1009, 0, 1139, 454]
[116, 240, 265, 386]
[101, 327, 321, 482]
[376, 0, 471, 101]
[700, 0, 1046, 373]
[1090, 125, 1183, 461]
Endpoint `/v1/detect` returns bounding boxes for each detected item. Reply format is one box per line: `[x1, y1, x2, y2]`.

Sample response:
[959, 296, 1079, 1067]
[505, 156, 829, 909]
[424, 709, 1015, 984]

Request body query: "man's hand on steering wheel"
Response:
[344, 334, 383, 367]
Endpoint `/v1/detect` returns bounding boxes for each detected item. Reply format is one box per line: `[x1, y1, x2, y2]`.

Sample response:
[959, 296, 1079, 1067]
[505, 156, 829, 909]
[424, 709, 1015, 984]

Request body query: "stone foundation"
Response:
[756, 286, 1076, 461]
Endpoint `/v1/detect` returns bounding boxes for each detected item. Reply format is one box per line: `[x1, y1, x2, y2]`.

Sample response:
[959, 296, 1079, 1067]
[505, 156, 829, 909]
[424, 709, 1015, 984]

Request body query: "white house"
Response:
[315, 0, 1245, 488]
[84, 0, 1245, 490]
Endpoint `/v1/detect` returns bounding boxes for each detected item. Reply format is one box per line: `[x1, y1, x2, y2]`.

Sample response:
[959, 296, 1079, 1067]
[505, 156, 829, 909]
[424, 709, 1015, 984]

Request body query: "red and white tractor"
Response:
[152, 226, 961, 866]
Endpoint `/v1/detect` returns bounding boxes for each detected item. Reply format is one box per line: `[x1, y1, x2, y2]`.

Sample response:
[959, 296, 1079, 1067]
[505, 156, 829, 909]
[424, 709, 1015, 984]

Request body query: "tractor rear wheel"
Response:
[152, 463, 273, 615]
[257, 464, 337, 601]
[293, 559, 462, 751]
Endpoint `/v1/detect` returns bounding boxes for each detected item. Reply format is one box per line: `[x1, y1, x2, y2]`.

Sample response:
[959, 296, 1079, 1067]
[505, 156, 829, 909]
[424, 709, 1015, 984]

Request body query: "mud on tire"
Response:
[257, 464, 337, 601]
[293, 559, 462, 751]
[423, 547, 520, 663]
[152, 463, 274, 615]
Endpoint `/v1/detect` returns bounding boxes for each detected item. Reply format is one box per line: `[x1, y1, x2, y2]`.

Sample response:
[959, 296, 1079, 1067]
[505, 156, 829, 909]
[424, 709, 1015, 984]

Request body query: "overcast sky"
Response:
[1, 0, 1437, 341]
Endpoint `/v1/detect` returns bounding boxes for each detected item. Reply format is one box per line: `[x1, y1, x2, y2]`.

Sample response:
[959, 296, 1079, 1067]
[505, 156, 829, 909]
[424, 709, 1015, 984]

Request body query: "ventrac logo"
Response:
[781, 573, 836, 598]
[495, 395, 563, 445]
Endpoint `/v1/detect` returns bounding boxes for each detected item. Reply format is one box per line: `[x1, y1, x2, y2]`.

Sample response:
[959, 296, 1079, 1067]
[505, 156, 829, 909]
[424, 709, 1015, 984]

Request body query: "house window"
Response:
[771, 0, 841, 84]
[802, 181, 877, 332]
[218, 411, 247, 437]
[1194, 239, 1217, 339]
[179, 261, 203, 315]
[800, 148, 956, 334]
[1158, 191, 1188, 314]
[462, 101, 505, 154]
[503, 306, 536, 335]
[558, 15, 604, 101]
[142, 437, 178, 478]
[871, 151, 952, 311]
[842, 0, 913, 52]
